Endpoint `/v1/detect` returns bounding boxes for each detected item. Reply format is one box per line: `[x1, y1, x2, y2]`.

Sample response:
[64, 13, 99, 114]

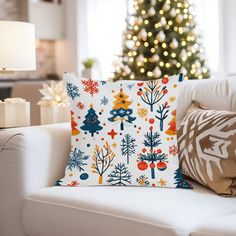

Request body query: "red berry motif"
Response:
[149, 118, 155, 124]
[157, 161, 167, 171]
[138, 161, 148, 171]
[142, 148, 147, 153]
[137, 91, 142, 96]
[157, 149, 162, 154]
[150, 163, 155, 169]
[162, 77, 169, 84]
[137, 82, 144, 87]
[149, 126, 153, 131]
[163, 89, 168, 94]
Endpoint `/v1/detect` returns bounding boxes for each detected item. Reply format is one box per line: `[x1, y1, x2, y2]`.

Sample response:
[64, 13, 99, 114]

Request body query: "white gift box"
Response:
[40, 105, 70, 125]
[0, 99, 30, 128]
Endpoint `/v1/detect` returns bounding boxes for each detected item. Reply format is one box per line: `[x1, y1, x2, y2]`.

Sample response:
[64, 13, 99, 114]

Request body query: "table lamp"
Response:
[0, 21, 36, 73]
[0, 21, 36, 128]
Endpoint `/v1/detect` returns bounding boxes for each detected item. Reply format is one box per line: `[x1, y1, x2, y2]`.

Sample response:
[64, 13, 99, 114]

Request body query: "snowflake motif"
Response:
[169, 145, 178, 156]
[169, 96, 176, 103]
[66, 83, 80, 100]
[101, 96, 109, 105]
[137, 107, 148, 118]
[68, 148, 89, 171]
[100, 81, 106, 86]
[136, 175, 150, 187]
[127, 84, 134, 90]
[81, 79, 99, 97]
[158, 178, 167, 187]
[76, 101, 85, 110]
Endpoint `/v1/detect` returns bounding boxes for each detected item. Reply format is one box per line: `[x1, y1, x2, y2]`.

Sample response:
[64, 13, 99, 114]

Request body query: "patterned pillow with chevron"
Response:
[178, 102, 236, 196]
[56, 73, 192, 189]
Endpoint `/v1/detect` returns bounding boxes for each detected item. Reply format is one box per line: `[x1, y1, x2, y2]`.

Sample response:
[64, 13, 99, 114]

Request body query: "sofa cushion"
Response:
[58, 73, 191, 189]
[192, 214, 236, 236]
[178, 103, 236, 196]
[22, 183, 236, 236]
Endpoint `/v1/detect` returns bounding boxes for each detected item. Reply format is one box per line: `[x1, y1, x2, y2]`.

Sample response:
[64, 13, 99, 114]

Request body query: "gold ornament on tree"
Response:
[176, 14, 183, 24]
[169, 8, 176, 17]
[163, 2, 171, 11]
[153, 67, 162, 78]
[139, 29, 147, 40]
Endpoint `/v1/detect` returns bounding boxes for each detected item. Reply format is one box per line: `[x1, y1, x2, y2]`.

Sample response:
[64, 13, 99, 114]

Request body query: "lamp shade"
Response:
[0, 21, 36, 71]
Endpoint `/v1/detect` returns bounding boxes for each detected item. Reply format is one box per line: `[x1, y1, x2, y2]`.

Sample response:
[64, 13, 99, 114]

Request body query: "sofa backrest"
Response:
[177, 78, 236, 126]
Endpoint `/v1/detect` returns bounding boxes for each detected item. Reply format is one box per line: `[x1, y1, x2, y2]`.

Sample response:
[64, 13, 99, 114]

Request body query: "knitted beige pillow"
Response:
[178, 102, 236, 196]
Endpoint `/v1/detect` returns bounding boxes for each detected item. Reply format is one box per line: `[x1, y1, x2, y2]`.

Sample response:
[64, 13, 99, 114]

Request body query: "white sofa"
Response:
[0, 79, 236, 236]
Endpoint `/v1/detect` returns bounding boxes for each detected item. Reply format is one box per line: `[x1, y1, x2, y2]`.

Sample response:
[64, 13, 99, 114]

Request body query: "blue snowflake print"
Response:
[100, 81, 106, 86]
[101, 96, 109, 105]
[127, 84, 134, 90]
[68, 148, 89, 171]
[66, 82, 80, 100]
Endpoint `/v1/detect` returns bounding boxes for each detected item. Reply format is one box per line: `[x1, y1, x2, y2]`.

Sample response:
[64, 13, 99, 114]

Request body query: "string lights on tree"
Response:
[112, 0, 210, 81]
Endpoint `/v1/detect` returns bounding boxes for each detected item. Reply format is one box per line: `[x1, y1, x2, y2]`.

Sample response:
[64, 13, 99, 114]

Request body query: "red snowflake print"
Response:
[169, 145, 178, 156]
[76, 101, 85, 110]
[81, 79, 99, 97]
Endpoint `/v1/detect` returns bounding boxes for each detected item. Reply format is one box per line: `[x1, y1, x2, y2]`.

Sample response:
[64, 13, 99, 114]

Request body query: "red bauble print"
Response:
[162, 77, 169, 84]
[137, 82, 144, 87]
[142, 148, 147, 153]
[157, 161, 167, 171]
[157, 149, 162, 154]
[163, 89, 168, 94]
[149, 118, 155, 124]
[138, 161, 148, 171]
[137, 91, 142, 96]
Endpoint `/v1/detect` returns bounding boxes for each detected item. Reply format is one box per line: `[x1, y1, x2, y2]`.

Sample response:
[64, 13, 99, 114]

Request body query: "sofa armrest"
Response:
[0, 123, 71, 236]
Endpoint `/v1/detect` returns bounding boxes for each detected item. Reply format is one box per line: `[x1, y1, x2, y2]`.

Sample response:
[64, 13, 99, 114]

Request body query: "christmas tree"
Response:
[108, 88, 136, 130]
[174, 168, 192, 189]
[112, 0, 210, 81]
[80, 104, 103, 137]
[71, 111, 80, 136]
[165, 109, 176, 136]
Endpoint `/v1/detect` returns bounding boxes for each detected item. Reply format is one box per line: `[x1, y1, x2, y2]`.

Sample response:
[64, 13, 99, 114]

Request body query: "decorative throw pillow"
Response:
[57, 73, 192, 189]
[178, 102, 236, 196]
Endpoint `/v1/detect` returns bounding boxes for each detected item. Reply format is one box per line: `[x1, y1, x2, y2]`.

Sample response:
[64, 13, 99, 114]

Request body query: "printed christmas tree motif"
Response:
[91, 142, 116, 184]
[136, 175, 150, 187]
[68, 181, 79, 187]
[174, 168, 193, 189]
[81, 104, 103, 137]
[76, 101, 85, 110]
[107, 163, 132, 186]
[81, 79, 99, 97]
[108, 88, 136, 130]
[165, 110, 176, 136]
[71, 111, 80, 136]
[138, 127, 168, 179]
[101, 96, 109, 106]
[121, 134, 137, 164]
[68, 148, 89, 171]
[137, 107, 148, 119]
[155, 102, 170, 131]
[55, 179, 62, 186]
[169, 145, 178, 156]
[66, 82, 80, 100]
[137, 80, 168, 112]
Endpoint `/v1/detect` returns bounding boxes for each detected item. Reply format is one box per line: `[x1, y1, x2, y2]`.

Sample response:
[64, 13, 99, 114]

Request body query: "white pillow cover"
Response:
[57, 73, 192, 189]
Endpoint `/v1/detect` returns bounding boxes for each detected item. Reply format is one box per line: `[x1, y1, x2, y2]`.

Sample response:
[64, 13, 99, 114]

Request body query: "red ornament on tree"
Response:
[157, 161, 167, 171]
[137, 91, 142, 96]
[157, 149, 162, 154]
[142, 148, 147, 153]
[137, 82, 144, 87]
[137, 161, 148, 171]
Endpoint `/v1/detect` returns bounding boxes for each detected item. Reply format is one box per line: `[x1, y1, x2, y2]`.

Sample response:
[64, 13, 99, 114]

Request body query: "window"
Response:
[86, 0, 127, 80]
[190, 0, 220, 76]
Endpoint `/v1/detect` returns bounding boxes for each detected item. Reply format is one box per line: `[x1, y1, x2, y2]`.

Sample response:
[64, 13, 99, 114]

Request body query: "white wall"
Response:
[55, 0, 78, 77]
[220, 0, 236, 77]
